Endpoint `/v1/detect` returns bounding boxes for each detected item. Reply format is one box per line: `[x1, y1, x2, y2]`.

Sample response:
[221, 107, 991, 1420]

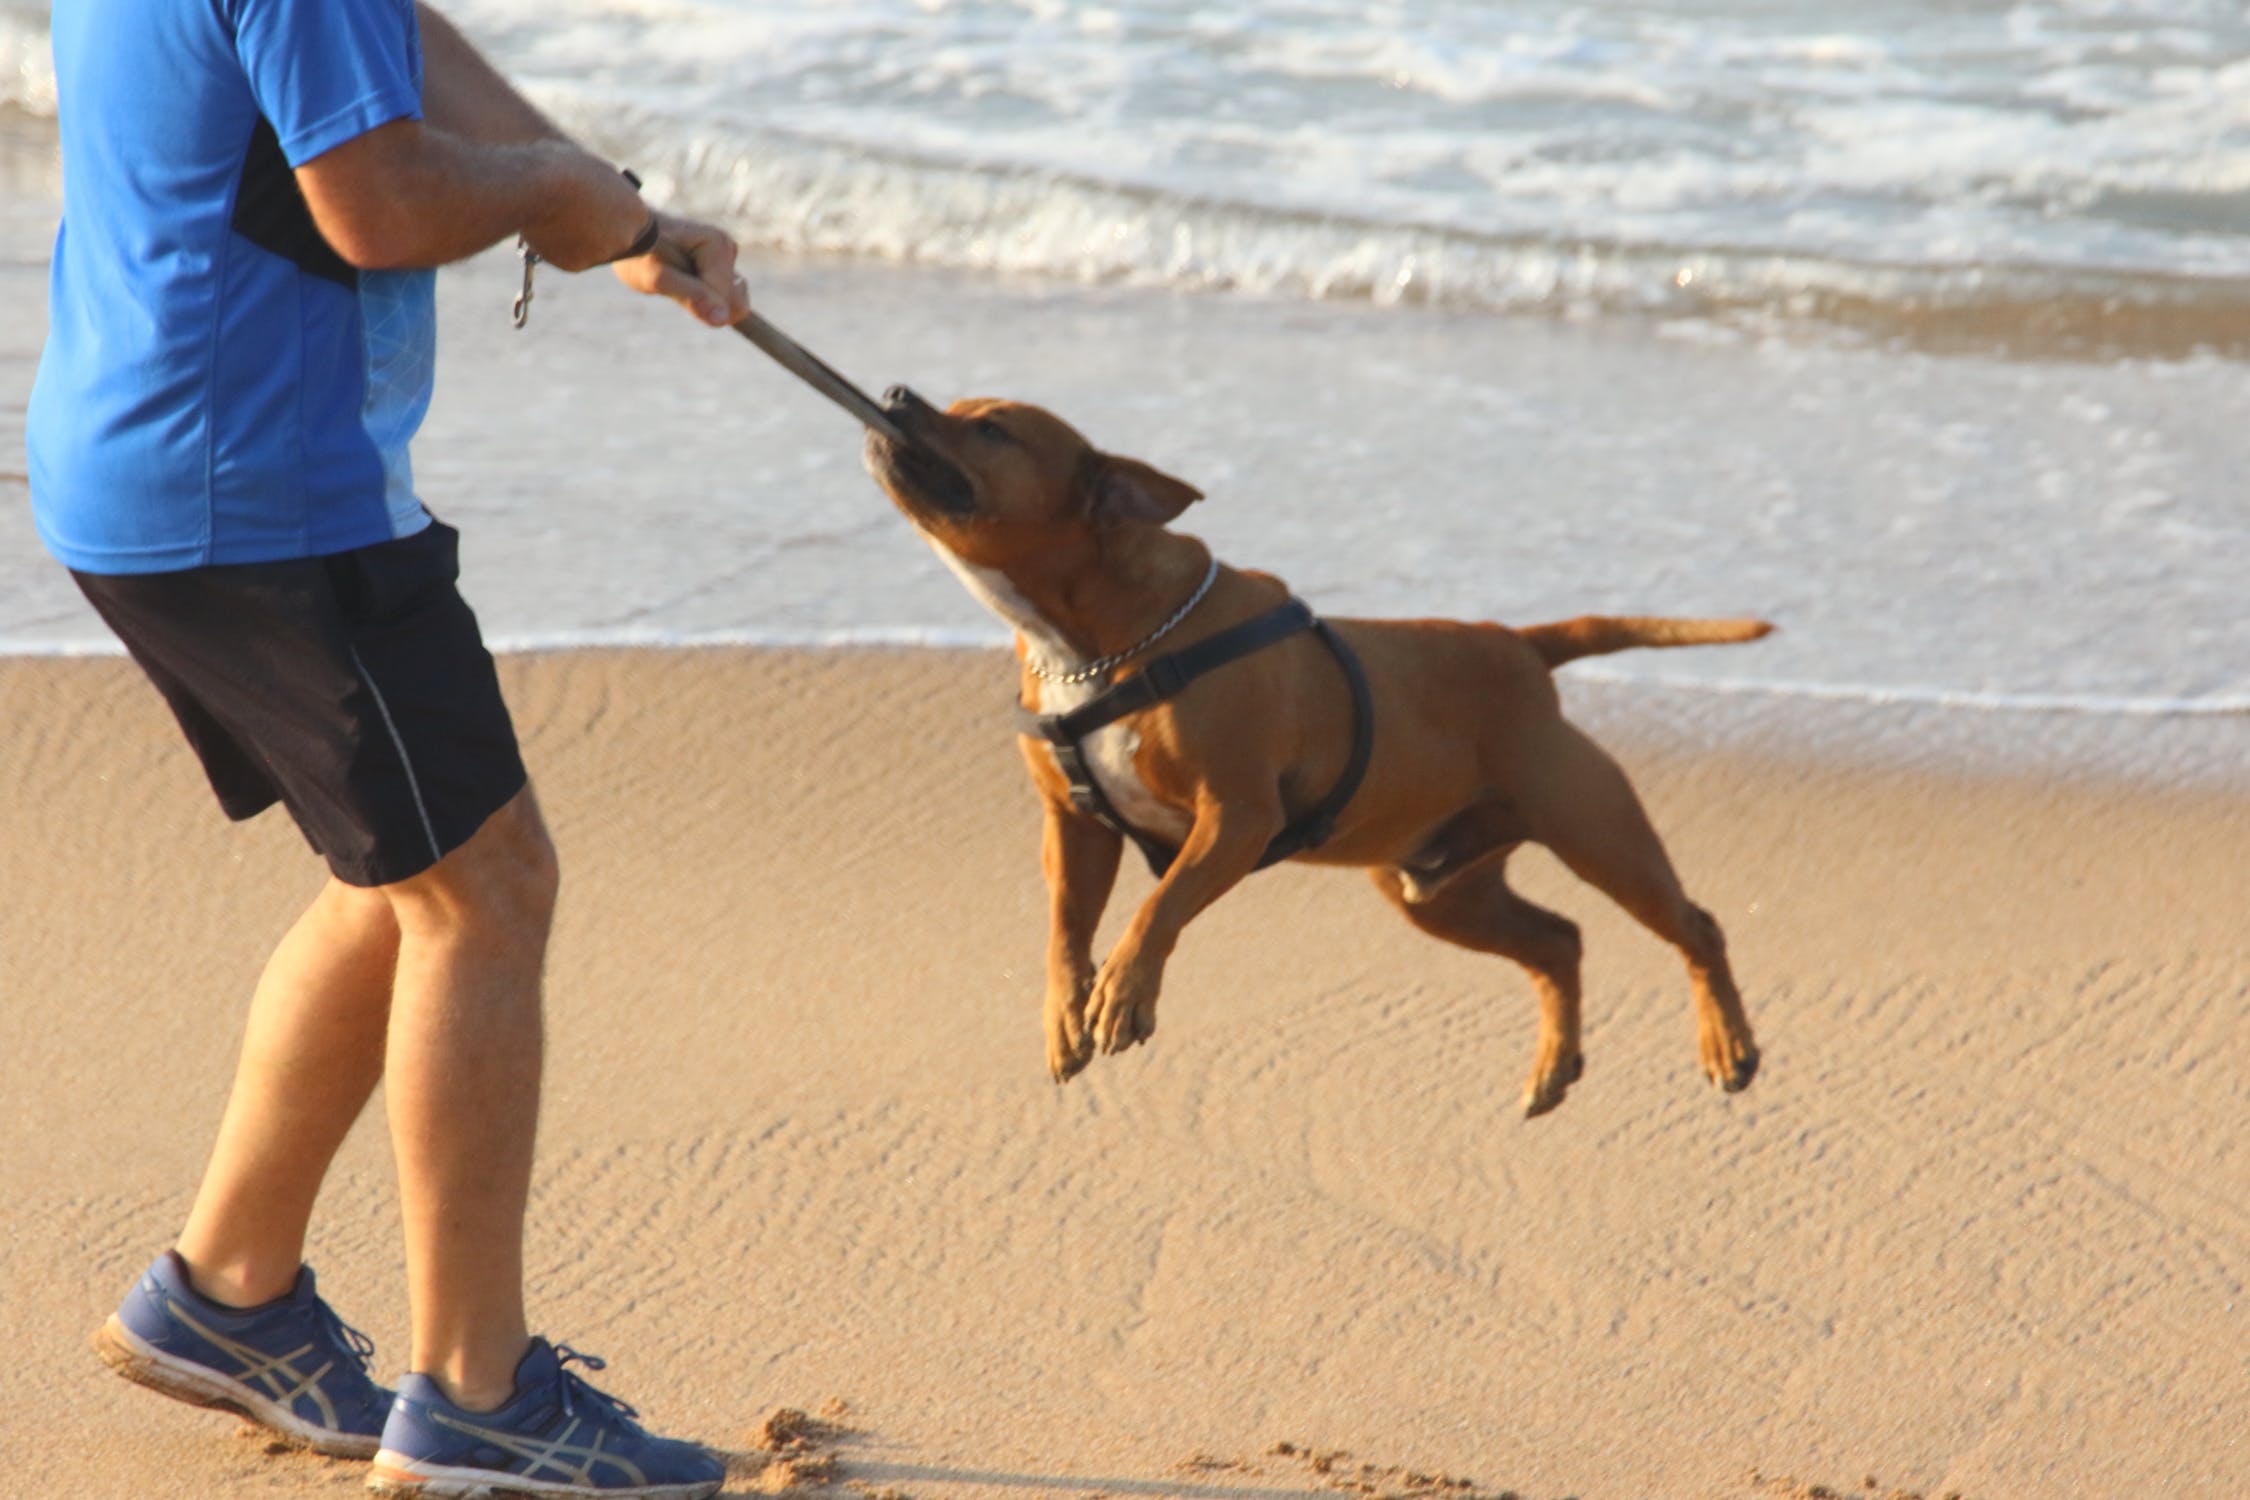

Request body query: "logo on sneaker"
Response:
[425, 1408, 651, 1489]
[370, 1341, 722, 1499]
[161, 1291, 358, 1434]
[95, 1255, 390, 1459]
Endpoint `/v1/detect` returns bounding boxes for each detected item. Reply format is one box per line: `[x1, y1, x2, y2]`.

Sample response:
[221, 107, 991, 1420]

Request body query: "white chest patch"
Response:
[924, 536, 1193, 844]
[1029, 677, 1194, 844]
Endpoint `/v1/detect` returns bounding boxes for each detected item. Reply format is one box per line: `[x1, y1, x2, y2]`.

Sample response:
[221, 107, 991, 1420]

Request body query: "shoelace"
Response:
[552, 1346, 645, 1433]
[313, 1301, 378, 1373]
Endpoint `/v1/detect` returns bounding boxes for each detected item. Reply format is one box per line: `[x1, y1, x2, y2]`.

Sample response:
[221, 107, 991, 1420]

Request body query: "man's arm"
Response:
[295, 124, 641, 272]
[293, 3, 747, 325]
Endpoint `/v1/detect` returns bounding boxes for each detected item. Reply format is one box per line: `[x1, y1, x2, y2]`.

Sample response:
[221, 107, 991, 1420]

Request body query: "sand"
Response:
[2, 642, 2245, 1500]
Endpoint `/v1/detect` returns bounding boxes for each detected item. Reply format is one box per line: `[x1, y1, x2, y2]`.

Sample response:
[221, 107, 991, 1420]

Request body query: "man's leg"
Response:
[366, 783, 724, 1496]
[99, 870, 401, 1458]
[379, 783, 558, 1412]
[174, 877, 400, 1307]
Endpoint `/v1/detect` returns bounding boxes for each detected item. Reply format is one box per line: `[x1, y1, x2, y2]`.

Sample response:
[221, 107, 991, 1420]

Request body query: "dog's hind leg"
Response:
[1373, 854, 1586, 1117]
[1516, 722, 1759, 1097]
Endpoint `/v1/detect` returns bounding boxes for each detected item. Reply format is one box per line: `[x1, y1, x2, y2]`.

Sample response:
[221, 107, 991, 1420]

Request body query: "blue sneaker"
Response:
[369, 1338, 724, 1498]
[94, 1250, 394, 1458]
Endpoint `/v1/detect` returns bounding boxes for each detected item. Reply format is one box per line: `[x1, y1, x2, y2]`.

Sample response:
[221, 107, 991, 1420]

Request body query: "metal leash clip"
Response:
[513, 238, 539, 329]
[512, 169, 641, 330]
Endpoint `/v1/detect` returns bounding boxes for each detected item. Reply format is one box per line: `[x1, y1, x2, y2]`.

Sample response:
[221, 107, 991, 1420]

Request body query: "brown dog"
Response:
[865, 389, 1767, 1115]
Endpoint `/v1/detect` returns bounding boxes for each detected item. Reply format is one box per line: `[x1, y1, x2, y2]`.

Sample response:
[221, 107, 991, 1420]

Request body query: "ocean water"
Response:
[2, 0, 2246, 733]
[344, 0, 2250, 340]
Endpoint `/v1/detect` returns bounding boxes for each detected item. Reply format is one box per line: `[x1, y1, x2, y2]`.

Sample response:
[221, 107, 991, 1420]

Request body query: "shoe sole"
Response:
[368, 1452, 723, 1500]
[93, 1314, 381, 1460]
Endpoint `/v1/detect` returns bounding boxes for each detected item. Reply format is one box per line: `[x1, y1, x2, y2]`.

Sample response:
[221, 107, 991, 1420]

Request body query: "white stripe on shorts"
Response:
[346, 643, 444, 870]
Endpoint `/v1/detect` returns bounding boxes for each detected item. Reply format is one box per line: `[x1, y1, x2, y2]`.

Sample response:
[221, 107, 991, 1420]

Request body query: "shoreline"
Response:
[4, 641, 2247, 1500]
[11, 621, 2250, 715]
[2, 633, 2243, 798]
[8, 238, 2248, 721]
[4, 123, 2246, 790]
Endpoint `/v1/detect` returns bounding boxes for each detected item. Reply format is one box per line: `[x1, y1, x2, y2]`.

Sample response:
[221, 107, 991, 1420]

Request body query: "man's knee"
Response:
[384, 786, 559, 937]
[309, 873, 407, 950]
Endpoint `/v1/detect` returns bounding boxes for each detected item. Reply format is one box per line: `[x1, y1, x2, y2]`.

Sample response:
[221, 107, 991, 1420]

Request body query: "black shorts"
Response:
[74, 521, 527, 888]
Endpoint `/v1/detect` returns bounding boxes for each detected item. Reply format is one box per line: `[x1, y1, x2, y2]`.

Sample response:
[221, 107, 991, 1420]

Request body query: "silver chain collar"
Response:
[1025, 557, 1220, 685]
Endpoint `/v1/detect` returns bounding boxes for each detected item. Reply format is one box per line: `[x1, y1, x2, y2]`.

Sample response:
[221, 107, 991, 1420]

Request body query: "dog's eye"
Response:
[973, 418, 1012, 444]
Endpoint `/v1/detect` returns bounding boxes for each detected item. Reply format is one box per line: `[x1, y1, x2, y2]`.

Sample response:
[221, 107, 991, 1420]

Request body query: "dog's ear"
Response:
[1088, 453, 1202, 527]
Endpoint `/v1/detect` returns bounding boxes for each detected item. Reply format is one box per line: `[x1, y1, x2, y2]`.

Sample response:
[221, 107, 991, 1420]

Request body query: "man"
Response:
[28, 1, 749, 1495]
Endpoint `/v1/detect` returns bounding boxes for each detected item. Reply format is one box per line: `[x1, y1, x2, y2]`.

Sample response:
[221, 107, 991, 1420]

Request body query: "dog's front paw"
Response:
[1522, 1048, 1586, 1119]
[1701, 1019, 1760, 1095]
[1046, 988, 1095, 1083]
[1084, 960, 1160, 1057]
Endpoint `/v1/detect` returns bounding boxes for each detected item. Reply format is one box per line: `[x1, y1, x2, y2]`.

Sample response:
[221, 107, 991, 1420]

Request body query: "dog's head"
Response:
[864, 389, 1201, 574]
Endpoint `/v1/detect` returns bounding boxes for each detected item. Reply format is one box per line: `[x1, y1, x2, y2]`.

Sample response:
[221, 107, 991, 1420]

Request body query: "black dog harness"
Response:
[1017, 598, 1375, 878]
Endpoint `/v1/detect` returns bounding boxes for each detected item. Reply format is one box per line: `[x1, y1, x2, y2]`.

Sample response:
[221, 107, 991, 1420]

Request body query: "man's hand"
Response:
[610, 213, 751, 328]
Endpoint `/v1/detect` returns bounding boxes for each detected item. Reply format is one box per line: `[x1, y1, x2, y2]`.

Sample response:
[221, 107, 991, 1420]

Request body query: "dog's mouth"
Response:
[864, 387, 975, 517]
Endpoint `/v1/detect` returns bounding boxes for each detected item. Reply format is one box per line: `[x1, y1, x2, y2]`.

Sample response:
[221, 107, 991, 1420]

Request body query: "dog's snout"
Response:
[867, 386, 975, 516]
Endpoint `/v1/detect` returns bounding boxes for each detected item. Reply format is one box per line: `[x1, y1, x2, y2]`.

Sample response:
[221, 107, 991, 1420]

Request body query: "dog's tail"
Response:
[1519, 615, 1775, 668]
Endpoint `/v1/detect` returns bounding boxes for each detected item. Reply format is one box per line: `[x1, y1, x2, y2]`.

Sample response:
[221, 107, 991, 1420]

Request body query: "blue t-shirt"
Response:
[28, 0, 437, 574]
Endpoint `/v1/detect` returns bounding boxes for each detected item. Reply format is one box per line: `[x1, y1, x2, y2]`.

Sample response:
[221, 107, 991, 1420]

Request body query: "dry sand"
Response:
[2, 645, 2246, 1499]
